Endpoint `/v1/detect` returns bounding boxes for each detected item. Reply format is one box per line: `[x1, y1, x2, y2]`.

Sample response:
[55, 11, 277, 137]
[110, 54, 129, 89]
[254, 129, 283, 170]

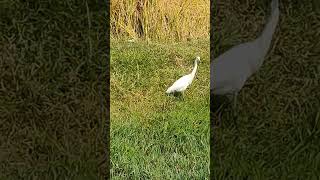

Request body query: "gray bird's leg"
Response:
[233, 92, 237, 112]
[225, 93, 238, 127]
[232, 92, 239, 128]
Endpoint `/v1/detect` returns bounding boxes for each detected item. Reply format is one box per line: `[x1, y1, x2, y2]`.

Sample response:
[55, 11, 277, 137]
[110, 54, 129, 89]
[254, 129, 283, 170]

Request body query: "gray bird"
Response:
[211, 0, 280, 112]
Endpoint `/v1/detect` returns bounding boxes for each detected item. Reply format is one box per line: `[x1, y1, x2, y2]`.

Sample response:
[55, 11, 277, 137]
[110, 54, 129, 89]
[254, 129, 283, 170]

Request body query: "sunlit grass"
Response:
[110, 0, 209, 41]
[110, 39, 210, 179]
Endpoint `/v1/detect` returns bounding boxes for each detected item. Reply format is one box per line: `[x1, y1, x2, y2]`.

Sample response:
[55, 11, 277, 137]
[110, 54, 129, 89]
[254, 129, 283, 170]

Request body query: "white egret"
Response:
[211, 0, 279, 103]
[166, 56, 200, 96]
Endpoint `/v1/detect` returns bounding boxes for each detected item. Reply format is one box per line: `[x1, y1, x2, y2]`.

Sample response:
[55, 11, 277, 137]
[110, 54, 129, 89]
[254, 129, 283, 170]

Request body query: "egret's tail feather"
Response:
[166, 87, 173, 94]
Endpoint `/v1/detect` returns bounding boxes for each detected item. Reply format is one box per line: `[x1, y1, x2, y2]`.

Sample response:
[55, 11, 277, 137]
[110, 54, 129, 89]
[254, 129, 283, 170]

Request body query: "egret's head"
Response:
[195, 56, 200, 63]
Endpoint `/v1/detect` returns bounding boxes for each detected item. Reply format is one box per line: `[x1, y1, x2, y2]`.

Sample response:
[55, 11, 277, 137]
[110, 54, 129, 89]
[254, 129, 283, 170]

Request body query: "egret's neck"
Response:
[190, 61, 198, 78]
[256, 4, 279, 57]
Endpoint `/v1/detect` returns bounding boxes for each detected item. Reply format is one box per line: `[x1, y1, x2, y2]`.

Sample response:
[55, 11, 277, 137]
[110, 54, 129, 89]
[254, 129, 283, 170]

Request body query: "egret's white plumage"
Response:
[166, 56, 200, 94]
[211, 0, 279, 96]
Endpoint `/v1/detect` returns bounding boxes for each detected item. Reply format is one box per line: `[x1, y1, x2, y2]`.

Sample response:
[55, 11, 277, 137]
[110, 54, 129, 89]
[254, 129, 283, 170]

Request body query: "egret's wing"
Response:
[167, 75, 190, 93]
[211, 47, 252, 94]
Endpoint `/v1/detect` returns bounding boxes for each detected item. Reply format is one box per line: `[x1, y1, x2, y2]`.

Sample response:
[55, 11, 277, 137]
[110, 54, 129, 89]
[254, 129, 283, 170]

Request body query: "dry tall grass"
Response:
[111, 0, 209, 41]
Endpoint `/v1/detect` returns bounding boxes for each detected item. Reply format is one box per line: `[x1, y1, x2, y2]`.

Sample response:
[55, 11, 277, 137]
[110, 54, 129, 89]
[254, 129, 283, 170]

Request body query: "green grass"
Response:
[212, 0, 320, 179]
[110, 39, 210, 179]
[0, 1, 108, 179]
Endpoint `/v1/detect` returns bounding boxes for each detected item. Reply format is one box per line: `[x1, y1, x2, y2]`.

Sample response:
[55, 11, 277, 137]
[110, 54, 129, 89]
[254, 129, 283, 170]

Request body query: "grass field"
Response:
[0, 1, 108, 179]
[110, 39, 210, 178]
[2, 0, 318, 178]
[211, 0, 320, 179]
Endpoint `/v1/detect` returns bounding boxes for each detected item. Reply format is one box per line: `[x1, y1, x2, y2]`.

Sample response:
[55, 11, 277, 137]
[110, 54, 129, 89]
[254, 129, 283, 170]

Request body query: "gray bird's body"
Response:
[211, 0, 280, 95]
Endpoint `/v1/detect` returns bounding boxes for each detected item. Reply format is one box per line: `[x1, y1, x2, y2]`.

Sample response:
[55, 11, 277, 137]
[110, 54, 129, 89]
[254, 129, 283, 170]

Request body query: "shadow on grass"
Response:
[165, 92, 186, 101]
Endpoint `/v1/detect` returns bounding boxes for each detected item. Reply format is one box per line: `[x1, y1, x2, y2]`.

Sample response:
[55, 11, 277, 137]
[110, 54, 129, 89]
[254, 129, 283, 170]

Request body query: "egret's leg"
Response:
[176, 92, 183, 101]
[218, 110, 222, 126]
[232, 92, 239, 128]
[233, 92, 237, 113]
